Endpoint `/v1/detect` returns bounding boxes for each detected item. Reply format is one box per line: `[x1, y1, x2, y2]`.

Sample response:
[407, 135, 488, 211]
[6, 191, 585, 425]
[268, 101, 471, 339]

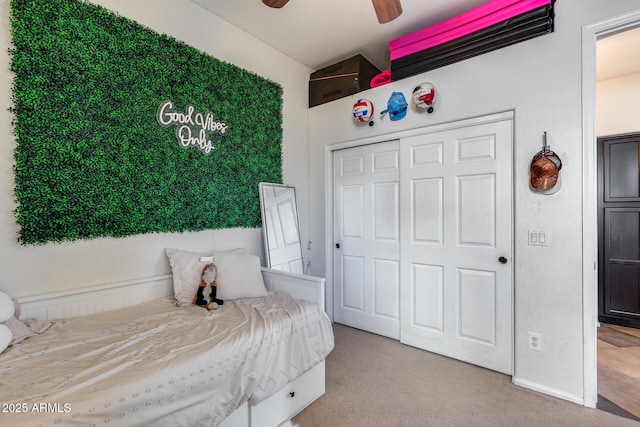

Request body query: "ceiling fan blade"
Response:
[371, 0, 403, 24]
[262, 0, 290, 8]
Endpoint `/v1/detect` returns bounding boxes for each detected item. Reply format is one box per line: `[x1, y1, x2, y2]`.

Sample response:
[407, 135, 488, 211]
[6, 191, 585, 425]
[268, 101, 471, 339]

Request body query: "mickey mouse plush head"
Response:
[193, 263, 224, 310]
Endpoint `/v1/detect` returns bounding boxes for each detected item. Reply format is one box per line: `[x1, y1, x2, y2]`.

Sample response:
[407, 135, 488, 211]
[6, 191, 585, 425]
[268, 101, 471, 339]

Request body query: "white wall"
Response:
[307, 0, 640, 405]
[0, 0, 310, 298]
[597, 73, 640, 136]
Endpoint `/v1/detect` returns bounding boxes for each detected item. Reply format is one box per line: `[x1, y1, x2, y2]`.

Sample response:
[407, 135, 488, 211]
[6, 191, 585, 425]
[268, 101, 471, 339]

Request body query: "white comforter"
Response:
[0, 292, 334, 427]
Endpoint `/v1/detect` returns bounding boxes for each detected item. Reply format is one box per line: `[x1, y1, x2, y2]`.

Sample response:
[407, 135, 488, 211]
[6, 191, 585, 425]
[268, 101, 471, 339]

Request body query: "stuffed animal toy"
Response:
[193, 263, 224, 310]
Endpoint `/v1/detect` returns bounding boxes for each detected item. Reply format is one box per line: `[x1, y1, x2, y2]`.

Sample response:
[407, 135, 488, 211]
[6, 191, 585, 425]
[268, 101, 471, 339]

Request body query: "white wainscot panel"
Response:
[374, 182, 399, 241]
[373, 150, 399, 173]
[18, 276, 174, 320]
[458, 174, 495, 247]
[411, 142, 443, 167]
[412, 263, 443, 332]
[457, 134, 496, 163]
[412, 178, 443, 244]
[341, 155, 364, 176]
[342, 185, 364, 239]
[458, 268, 496, 345]
[342, 255, 365, 312]
[374, 258, 400, 320]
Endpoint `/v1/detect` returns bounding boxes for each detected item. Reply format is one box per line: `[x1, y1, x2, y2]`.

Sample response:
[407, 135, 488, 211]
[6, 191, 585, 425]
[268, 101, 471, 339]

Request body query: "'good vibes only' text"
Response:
[156, 101, 228, 155]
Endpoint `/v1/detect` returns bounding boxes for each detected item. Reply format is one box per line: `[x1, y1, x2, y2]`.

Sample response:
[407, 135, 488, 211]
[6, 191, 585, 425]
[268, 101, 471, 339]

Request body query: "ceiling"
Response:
[189, 0, 640, 80]
[597, 26, 640, 82]
[189, 0, 488, 71]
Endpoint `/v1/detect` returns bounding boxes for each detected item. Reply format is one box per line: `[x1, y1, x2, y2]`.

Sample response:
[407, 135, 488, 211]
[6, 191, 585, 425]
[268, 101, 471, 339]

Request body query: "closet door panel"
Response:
[333, 140, 400, 339]
[400, 118, 513, 375]
[412, 178, 443, 244]
[457, 174, 496, 247]
[411, 263, 444, 332]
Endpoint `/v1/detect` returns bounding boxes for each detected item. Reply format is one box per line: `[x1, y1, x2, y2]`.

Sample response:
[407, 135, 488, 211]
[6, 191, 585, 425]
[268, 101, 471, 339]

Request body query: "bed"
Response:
[0, 252, 333, 427]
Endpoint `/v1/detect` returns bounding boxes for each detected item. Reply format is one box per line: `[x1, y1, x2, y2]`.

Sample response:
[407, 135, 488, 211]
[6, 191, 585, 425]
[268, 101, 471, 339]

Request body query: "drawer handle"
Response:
[289, 392, 295, 398]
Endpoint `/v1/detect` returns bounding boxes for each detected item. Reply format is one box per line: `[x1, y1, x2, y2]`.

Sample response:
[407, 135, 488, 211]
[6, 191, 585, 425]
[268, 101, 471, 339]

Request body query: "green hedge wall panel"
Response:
[10, 0, 283, 245]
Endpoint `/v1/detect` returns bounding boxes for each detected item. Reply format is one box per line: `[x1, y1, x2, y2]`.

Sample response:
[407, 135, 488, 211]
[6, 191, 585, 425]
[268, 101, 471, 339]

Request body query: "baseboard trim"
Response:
[513, 377, 584, 406]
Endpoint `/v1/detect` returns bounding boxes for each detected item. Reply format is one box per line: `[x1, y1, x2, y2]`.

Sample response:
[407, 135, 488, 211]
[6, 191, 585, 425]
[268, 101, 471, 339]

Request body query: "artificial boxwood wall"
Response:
[9, 0, 283, 245]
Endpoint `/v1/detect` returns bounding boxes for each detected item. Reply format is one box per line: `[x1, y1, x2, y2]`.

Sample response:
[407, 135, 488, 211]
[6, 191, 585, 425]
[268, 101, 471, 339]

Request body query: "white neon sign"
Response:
[156, 100, 228, 155]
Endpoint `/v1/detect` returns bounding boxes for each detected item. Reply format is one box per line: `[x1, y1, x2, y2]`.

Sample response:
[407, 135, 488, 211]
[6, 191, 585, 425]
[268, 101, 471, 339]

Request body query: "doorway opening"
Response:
[583, 9, 640, 420]
[596, 133, 640, 420]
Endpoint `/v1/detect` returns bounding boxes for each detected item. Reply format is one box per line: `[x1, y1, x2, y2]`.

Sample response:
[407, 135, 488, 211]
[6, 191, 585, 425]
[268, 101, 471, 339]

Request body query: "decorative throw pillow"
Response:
[214, 251, 267, 300]
[5, 316, 34, 345]
[7, 298, 52, 345]
[212, 248, 248, 257]
[0, 296, 52, 351]
[165, 248, 213, 306]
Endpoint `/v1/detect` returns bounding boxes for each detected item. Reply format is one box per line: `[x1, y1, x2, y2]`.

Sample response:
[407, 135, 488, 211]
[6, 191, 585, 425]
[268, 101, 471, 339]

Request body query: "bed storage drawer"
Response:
[250, 360, 325, 427]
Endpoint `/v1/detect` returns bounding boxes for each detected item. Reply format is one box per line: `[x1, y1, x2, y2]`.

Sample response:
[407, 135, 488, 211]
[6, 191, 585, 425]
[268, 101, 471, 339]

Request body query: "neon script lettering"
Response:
[156, 101, 228, 155]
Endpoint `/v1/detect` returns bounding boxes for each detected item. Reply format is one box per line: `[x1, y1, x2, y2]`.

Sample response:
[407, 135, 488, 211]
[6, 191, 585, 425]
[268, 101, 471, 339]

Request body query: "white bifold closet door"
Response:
[333, 140, 401, 340]
[332, 115, 513, 375]
[399, 118, 513, 375]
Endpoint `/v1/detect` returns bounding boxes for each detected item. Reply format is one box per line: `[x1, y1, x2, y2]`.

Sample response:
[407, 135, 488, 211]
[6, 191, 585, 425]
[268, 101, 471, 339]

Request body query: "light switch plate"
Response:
[528, 230, 550, 246]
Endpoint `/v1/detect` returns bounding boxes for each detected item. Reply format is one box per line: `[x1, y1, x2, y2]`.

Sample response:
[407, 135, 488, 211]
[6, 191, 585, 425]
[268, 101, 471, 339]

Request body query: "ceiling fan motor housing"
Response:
[263, 0, 403, 23]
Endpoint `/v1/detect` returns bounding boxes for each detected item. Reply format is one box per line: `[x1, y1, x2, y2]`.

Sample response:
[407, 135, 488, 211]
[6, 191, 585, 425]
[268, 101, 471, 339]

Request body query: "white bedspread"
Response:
[0, 292, 334, 427]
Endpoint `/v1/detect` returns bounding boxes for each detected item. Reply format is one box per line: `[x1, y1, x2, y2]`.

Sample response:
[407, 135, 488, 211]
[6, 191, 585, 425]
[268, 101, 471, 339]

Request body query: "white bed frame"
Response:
[16, 267, 328, 427]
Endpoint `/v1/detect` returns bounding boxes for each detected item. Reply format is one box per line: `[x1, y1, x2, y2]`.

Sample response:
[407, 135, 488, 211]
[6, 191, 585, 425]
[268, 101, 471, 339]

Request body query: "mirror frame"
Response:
[258, 182, 304, 274]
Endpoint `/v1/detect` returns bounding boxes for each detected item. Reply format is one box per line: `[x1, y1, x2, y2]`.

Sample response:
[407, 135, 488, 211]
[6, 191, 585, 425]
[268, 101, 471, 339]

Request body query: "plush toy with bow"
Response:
[193, 263, 224, 310]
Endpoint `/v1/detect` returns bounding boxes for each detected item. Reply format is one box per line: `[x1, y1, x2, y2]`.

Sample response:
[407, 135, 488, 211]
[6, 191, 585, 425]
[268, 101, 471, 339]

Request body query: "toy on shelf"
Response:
[412, 82, 437, 113]
[353, 99, 375, 126]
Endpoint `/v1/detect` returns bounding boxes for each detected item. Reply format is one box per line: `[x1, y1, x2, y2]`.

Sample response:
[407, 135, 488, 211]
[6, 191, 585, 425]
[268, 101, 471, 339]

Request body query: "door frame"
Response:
[324, 111, 515, 331]
[582, 9, 640, 409]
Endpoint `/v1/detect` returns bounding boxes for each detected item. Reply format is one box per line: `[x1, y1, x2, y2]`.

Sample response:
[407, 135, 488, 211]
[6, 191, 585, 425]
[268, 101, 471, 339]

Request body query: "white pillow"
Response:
[213, 247, 248, 258]
[165, 248, 213, 306]
[214, 251, 267, 300]
[0, 291, 14, 323]
[0, 324, 12, 354]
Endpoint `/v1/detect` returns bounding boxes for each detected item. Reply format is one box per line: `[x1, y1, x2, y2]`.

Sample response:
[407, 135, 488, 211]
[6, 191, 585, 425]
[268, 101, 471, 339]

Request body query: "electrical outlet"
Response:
[528, 331, 543, 352]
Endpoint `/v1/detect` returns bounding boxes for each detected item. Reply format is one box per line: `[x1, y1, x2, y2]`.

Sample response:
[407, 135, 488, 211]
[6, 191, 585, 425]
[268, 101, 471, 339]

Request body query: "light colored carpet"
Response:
[294, 323, 639, 427]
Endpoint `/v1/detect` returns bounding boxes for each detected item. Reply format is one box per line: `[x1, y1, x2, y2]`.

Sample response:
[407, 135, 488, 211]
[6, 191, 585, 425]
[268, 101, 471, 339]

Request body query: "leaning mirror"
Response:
[259, 183, 304, 274]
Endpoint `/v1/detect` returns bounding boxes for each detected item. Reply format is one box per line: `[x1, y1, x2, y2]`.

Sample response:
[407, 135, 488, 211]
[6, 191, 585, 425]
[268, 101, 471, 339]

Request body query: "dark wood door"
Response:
[598, 133, 640, 328]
